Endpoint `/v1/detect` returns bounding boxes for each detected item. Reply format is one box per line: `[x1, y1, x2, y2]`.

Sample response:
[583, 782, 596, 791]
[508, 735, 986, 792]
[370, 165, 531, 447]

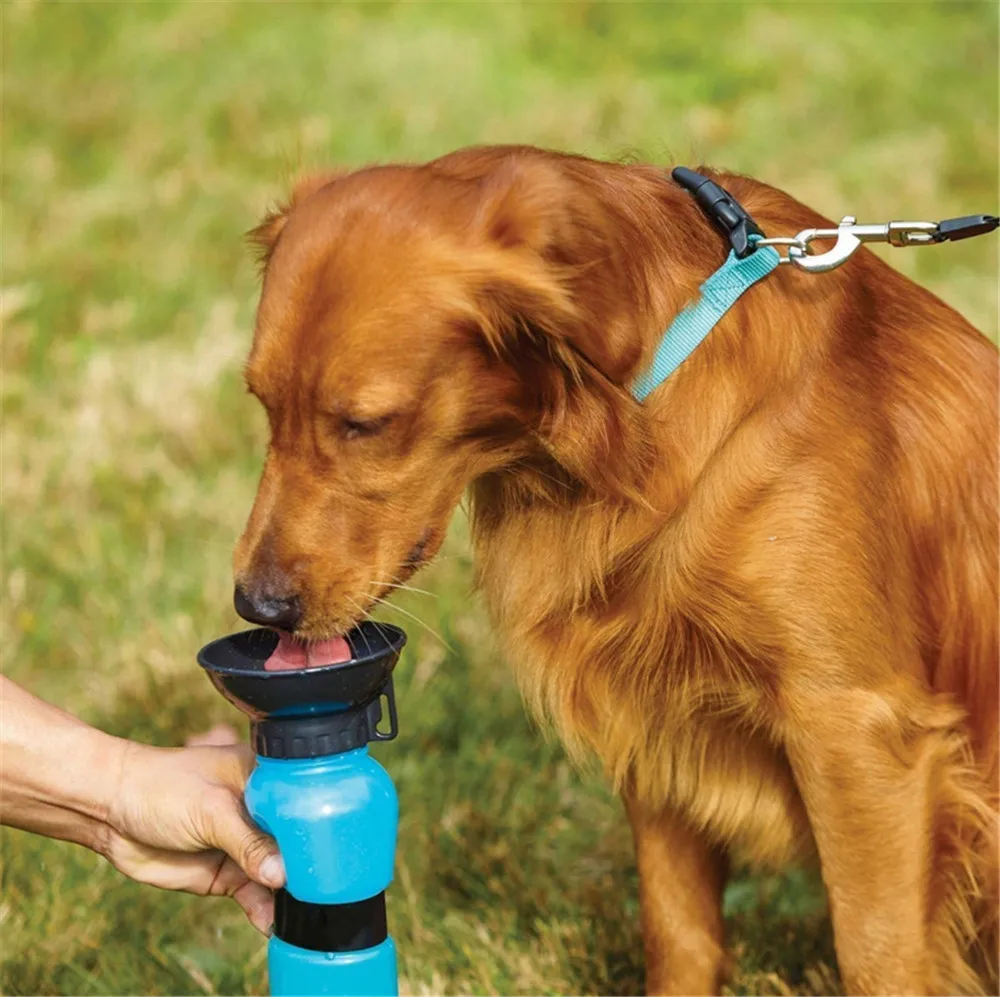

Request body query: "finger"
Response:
[108, 838, 232, 894]
[206, 853, 254, 896]
[205, 795, 285, 889]
[209, 742, 257, 784]
[185, 724, 241, 748]
[208, 855, 276, 934]
[232, 878, 276, 935]
[112, 844, 274, 934]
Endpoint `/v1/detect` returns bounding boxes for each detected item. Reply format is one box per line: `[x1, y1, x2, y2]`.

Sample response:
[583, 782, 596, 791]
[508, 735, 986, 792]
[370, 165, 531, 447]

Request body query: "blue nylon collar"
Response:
[631, 244, 780, 402]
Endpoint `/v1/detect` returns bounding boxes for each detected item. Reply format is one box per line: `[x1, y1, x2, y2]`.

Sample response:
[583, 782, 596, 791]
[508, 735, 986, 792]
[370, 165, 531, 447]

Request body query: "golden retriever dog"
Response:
[232, 145, 998, 995]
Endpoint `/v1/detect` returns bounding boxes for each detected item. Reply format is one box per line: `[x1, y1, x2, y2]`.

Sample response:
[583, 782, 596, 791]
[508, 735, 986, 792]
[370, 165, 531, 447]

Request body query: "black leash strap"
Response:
[934, 214, 999, 242]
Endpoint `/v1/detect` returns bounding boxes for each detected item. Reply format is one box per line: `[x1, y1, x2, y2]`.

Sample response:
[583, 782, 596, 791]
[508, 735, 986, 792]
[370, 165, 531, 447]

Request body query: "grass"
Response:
[1, 2, 996, 994]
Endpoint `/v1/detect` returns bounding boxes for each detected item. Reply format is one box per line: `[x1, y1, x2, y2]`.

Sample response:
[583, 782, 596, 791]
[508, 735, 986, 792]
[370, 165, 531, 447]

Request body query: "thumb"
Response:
[206, 796, 286, 890]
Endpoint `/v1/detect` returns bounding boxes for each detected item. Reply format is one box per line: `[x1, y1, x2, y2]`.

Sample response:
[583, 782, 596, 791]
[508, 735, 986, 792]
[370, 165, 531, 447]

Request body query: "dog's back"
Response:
[721, 170, 997, 782]
[691, 172, 1000, 985]
[881, 279, 998, 777]
[876, 258, 999, 983]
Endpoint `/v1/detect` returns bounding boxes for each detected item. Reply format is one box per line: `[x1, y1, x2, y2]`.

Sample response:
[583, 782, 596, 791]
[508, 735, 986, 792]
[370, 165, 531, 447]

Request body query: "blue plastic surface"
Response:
[268, 936, 398, 997]
[245, 747, 398, 905]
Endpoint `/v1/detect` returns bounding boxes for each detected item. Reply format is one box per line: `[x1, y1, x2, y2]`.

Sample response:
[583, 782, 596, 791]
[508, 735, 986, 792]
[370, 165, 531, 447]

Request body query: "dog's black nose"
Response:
[233, 585, 302, 631]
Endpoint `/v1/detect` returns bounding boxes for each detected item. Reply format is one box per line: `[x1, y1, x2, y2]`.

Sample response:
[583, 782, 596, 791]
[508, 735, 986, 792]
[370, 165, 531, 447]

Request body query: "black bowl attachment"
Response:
[197, 621, 407, 759]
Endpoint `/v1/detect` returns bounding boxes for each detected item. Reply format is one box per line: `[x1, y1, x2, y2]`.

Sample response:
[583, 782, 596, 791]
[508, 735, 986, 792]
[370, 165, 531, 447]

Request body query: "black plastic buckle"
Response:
[671, 166, 765, 259]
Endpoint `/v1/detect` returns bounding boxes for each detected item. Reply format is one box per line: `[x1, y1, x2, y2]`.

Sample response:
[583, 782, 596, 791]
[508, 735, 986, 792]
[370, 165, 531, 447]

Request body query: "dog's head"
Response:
[233, 147, 679, 638]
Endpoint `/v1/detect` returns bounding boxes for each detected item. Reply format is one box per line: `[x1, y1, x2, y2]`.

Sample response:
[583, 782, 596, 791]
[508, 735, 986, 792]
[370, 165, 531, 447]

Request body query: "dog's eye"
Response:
[341, 414, 393, 441]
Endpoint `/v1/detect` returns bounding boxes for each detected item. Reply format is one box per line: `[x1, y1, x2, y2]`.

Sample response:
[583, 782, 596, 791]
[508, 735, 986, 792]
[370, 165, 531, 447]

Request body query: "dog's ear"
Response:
[471, 159, 653, 501]
[530, 339, 653, 503]
[473, 157, 569, 253]
[247, 206, 290, 270]
[473, 158, 647, 382]
[479, 292, 652, 501]
[248, 170, 346, 270]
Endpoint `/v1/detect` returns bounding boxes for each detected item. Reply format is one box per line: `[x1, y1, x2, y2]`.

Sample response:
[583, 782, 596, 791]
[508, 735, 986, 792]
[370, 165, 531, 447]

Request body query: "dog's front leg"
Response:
[784, 684, 962, 996]
[626, 796, 729, 995]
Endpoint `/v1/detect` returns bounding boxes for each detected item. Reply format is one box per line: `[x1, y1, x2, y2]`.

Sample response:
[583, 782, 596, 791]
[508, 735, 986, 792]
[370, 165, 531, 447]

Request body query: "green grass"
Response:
[1, 2, 996, 994]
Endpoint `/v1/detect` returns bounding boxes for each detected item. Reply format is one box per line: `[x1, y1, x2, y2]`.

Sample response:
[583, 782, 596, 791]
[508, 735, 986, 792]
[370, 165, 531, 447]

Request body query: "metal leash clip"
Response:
[756, 213, 999, 274]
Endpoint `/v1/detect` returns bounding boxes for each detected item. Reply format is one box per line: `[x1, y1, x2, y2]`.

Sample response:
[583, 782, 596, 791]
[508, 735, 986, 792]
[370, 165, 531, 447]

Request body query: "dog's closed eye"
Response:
[341, 413, 395, 441]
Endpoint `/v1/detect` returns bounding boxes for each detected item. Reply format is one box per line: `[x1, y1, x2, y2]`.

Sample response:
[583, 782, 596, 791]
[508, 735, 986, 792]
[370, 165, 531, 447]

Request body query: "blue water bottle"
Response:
[198, 622, 407, 997]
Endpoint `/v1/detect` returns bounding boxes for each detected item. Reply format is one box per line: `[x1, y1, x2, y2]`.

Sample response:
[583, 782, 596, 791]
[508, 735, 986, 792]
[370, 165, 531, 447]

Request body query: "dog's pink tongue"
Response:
[264, 632, 352, 671]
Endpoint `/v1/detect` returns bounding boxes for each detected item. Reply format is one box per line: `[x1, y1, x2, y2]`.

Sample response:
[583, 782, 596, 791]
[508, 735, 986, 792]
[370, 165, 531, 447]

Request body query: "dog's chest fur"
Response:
[470, 485, 815, 867]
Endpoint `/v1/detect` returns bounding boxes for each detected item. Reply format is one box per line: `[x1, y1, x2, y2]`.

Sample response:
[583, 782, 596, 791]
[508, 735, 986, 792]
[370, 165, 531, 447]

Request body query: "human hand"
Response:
[1, 677, 281, 933]
[101, 739, 284, 933]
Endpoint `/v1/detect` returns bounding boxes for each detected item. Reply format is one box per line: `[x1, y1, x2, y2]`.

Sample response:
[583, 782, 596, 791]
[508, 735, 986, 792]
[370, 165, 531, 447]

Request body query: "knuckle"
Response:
[238, 832, 273, 869]
[216, 744, 256, 787]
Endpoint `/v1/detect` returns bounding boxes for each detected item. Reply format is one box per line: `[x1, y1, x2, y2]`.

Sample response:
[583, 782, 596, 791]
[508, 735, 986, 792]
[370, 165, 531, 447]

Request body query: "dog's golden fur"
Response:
[235, 146, 998, 995]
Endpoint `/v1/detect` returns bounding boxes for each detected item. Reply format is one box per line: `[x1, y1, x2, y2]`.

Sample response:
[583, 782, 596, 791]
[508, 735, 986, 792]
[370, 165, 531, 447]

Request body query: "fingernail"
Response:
[260, 854, 285, 888]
